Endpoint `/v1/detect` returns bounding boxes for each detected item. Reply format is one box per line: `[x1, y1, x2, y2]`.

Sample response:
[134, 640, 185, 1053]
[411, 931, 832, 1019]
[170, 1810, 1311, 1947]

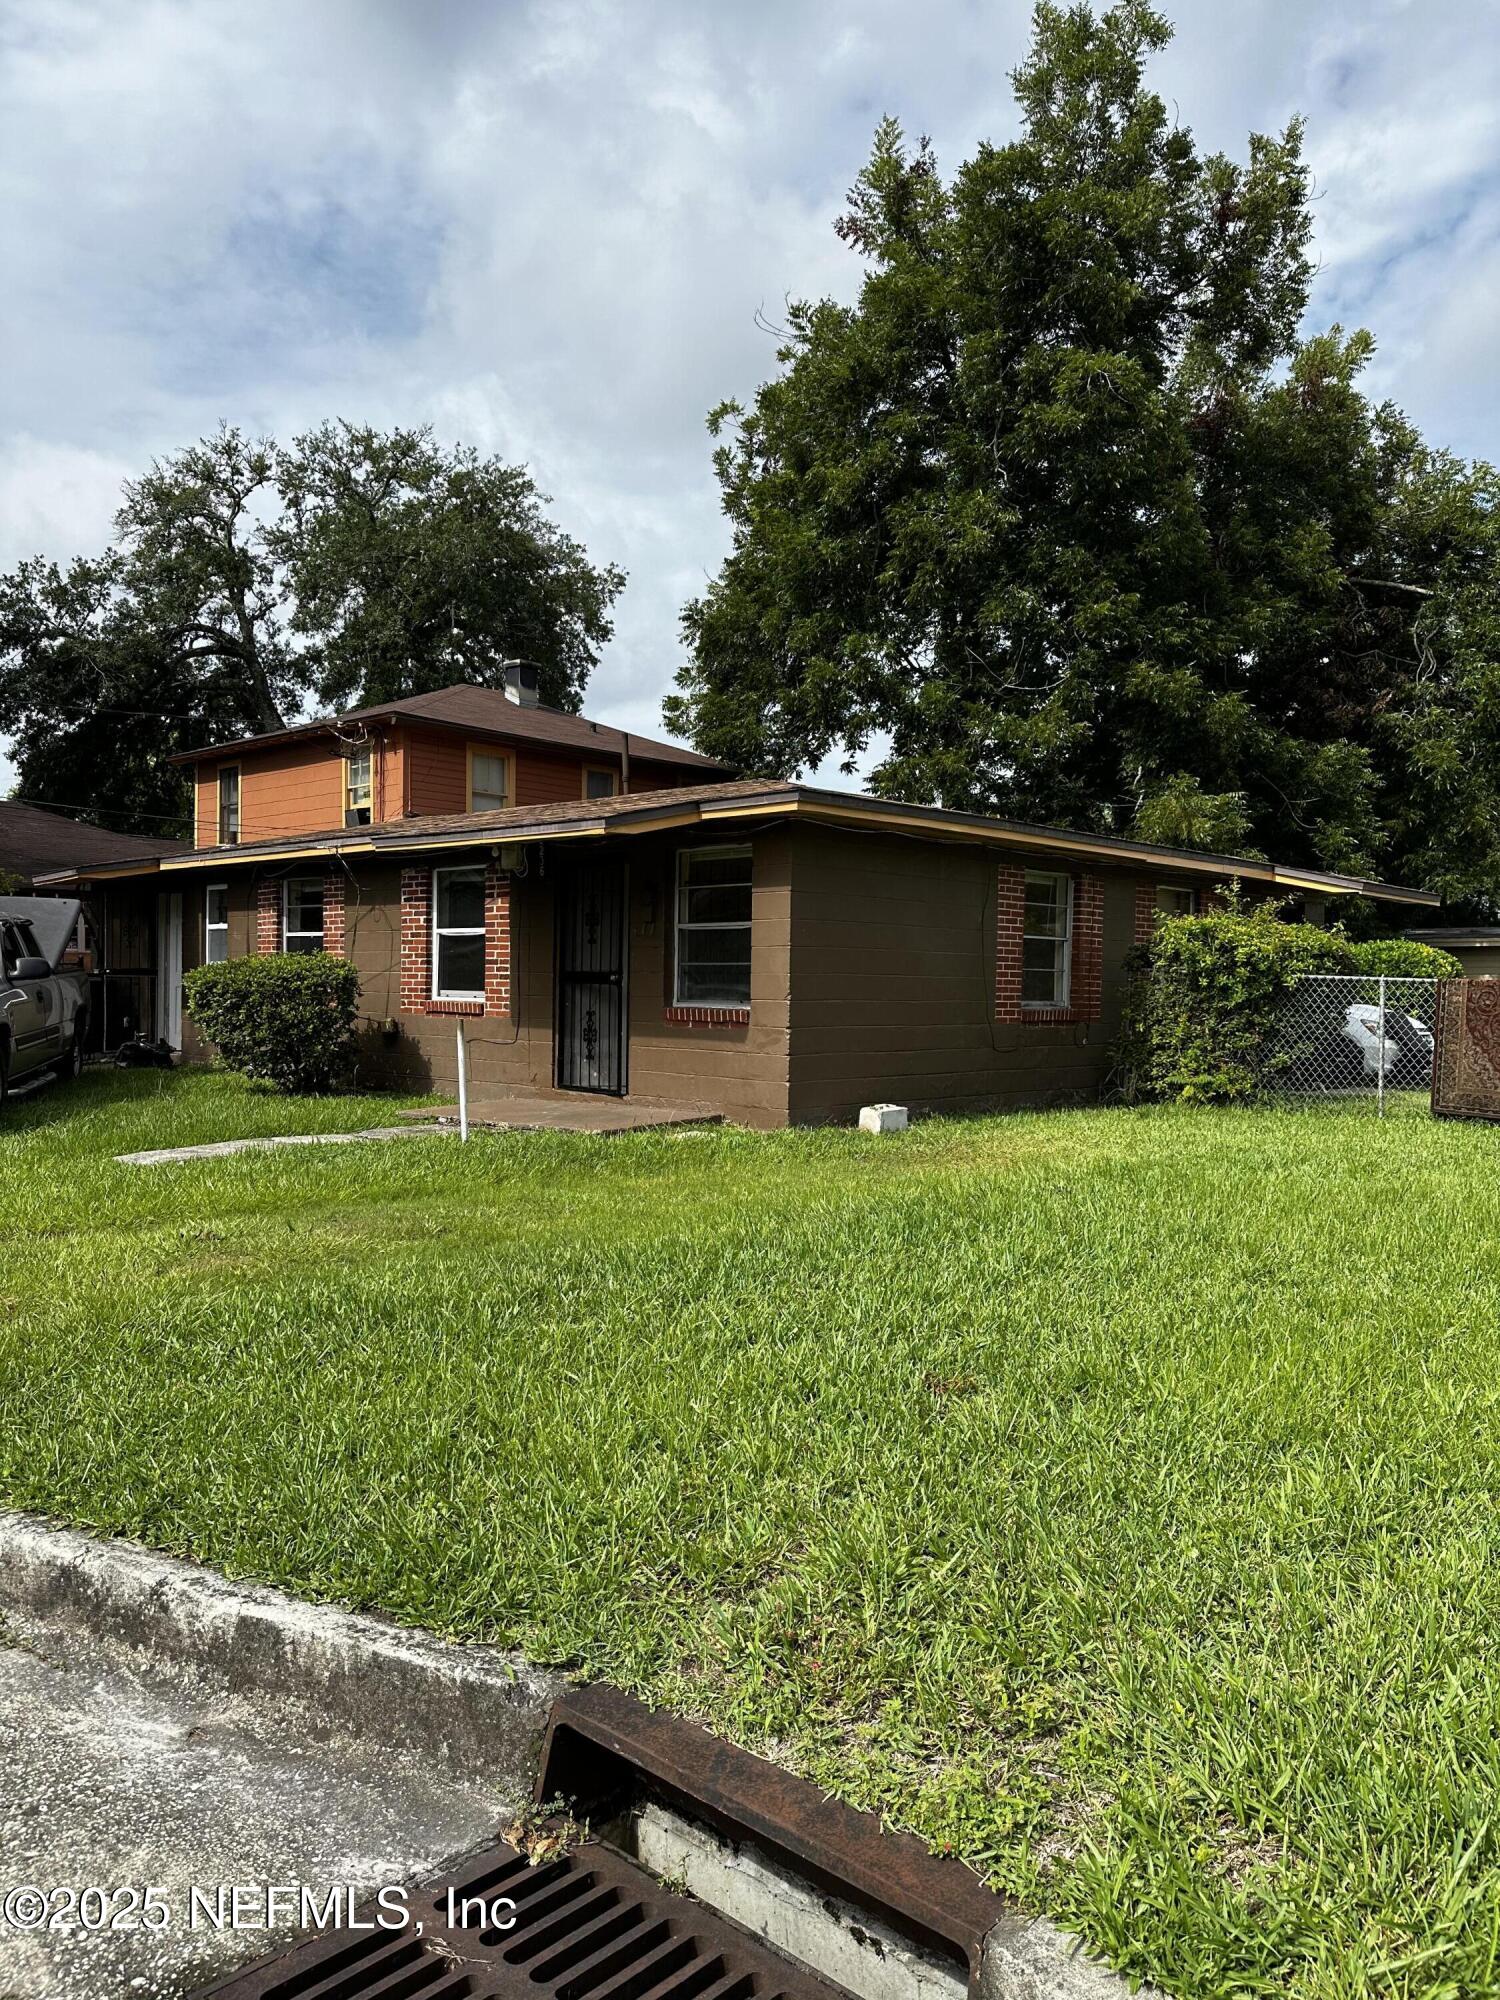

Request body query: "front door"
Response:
[555, 862, 627, 1095]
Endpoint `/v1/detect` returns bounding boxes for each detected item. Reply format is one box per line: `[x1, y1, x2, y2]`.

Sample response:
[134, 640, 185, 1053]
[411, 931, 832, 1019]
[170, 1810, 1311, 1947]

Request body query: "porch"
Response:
[396, 1085, 724, 1136]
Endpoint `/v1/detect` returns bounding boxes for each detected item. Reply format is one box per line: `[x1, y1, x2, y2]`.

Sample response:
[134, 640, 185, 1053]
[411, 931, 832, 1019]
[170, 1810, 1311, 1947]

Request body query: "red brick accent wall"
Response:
[1134, 882, 1157, 946]
[995, 863, 1103, 1025]
[483, 863, 511, 1016]
[324, 869, 347, 956]
[994, 862, 1026, 1024]
[255, 877, 281, 954]
[400, 867, 433, 1011]
[399, 863, 510, 1018]
[1071, 874, 1104, 1022]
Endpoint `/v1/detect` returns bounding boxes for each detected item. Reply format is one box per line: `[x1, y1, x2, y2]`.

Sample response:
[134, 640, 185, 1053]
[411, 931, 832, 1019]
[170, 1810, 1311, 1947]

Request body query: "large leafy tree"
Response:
[0, 424, 624, 839]
[273, 422, 624, 711]
[669, 0, 1500, 906]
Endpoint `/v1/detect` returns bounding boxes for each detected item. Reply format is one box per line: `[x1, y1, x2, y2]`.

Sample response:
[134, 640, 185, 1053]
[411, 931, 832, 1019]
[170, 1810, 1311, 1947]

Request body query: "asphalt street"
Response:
[0, 1623, 506, 1998]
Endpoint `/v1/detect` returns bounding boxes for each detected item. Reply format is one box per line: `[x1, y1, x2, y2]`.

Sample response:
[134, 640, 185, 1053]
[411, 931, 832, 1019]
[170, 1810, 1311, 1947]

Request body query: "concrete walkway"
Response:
[115, 1125, 460, 1166]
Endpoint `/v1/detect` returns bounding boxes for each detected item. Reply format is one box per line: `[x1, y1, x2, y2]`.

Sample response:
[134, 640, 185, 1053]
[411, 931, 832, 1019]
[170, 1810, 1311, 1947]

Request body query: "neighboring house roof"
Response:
[167, 683, 732, 774]
[0, 798, 187, 886]
[38, 778, 1440, 908]
[1403, 926, 1500, 946]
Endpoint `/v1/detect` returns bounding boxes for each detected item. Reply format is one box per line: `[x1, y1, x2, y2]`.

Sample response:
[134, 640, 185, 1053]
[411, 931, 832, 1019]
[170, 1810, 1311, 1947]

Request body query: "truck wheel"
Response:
[62, 1027, 85, 1081]
[0, 1042, 8, 1112]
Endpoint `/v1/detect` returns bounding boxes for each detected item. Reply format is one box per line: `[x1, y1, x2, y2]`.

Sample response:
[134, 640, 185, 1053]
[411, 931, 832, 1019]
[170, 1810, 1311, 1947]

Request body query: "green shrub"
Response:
[1345, 936, 1462, 978]
[1115, 908, 1462, 1104]
[184, 953, 360, 1094]
[1115, 904, 1356, 1103]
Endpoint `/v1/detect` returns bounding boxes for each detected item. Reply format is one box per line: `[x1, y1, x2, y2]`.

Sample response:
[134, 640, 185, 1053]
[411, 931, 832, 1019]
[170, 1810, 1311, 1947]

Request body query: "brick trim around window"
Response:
[324, 869, 347, 956]
[1134, 881, 1157, 947]
[400, 863, 511, 1018]
[255, 876, 281, 954]
[995, 862, 1104, 1025]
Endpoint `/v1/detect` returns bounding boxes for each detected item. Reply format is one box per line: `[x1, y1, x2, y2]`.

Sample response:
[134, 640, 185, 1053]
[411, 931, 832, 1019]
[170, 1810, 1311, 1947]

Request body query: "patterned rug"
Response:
[1432, 979, 1500, 1121]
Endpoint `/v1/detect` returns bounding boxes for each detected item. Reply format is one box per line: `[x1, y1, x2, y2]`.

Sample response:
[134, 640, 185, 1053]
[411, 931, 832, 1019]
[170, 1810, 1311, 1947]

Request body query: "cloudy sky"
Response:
[3, 0, 1499, 807]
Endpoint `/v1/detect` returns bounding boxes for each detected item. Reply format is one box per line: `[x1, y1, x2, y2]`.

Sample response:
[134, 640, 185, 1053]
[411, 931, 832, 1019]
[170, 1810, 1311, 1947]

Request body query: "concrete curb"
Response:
[0, 1511, 565, 1794]
[0, 1513, 1148, 1998]
[981, 1918, 1149, 1999]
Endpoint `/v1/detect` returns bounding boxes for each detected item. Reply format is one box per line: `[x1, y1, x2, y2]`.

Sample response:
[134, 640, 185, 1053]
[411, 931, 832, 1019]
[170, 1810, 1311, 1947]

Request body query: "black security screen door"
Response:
[556, 861, 627, 1094]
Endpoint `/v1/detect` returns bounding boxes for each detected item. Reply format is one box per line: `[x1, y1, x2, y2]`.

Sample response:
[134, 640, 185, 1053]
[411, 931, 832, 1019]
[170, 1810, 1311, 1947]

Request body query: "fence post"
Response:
[1377, 975, 1387, 1119]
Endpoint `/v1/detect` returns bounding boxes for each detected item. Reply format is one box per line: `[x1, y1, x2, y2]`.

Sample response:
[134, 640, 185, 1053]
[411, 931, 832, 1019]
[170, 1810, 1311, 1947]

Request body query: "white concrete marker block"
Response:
[858, 1102, 909, 1134]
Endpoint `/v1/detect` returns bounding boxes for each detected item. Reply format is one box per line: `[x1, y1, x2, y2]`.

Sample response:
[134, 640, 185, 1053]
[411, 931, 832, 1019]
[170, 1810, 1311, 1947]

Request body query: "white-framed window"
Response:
[584, 766, 618, 800]
[218, 765, 241, 845]
[1022, 871, 1073, 1009]
[345, 746, 373, 825]
[674, 846, 752, 1009]
[1156, 884, 1195, 920]
[432, 866, 486, 1000]
[468, 748, 512, 812]
[283, 876, 326, 955]
[205, 883, 229, 963]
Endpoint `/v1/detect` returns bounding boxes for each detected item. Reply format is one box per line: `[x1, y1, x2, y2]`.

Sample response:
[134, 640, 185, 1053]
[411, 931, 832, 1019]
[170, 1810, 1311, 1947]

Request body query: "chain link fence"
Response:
[1261, 974, 1438, 1115]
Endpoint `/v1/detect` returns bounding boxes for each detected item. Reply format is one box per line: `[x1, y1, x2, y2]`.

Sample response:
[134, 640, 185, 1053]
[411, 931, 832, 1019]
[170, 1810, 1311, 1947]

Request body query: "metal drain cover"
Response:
[198, 1686, 1005, 2000]
[197, 1831, 856, 2000]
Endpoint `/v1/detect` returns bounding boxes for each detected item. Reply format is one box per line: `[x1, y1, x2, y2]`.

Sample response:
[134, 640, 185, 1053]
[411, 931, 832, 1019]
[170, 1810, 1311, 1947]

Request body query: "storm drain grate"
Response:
[198, 1833, 849, 2000]
[198, 1687, 1004, 2000]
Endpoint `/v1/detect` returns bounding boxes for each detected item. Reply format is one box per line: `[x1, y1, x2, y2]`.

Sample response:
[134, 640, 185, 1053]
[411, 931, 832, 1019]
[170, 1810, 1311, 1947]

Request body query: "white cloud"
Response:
[4, 0, 1500, 804]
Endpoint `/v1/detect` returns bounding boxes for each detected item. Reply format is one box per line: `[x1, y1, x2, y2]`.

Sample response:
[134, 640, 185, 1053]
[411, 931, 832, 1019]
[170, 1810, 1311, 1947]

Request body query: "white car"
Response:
[1341, 1002, 1434, 1085]
[0, 897, 89, 1109]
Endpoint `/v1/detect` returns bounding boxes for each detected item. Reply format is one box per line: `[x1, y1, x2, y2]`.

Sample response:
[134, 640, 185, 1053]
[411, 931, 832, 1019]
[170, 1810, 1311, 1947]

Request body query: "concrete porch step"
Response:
[397, 1091, 723, 1136]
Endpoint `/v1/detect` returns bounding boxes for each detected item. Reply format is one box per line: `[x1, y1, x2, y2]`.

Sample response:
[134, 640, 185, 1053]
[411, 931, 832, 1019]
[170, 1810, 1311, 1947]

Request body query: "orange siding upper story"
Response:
[403, 728, 470, 815]
[192, 724, 713, 846]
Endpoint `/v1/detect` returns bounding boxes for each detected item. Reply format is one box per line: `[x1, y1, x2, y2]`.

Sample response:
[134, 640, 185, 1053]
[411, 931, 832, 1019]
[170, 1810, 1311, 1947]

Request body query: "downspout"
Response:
[621, 731, 631, 794]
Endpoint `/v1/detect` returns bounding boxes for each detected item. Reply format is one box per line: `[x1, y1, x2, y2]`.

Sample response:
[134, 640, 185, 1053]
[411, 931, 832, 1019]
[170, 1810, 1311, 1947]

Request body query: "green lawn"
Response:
[5, 1070, 1500, 1998]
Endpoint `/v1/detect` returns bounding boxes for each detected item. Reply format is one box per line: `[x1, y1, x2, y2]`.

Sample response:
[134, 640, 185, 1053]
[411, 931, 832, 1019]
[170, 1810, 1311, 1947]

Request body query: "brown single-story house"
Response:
[41, 770, 1439, 1127]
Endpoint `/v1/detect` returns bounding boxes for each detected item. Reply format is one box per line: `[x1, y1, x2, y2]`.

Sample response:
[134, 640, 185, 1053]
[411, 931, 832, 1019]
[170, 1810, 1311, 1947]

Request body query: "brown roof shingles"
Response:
[0, 799, 187, 885]
[169, 683, 732, 774]
[177, 780, 786, 865]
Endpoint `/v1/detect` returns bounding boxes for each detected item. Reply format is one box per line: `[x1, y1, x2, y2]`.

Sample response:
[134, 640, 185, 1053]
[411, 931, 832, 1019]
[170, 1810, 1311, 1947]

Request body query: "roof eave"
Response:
[142, 785, 1438, 906]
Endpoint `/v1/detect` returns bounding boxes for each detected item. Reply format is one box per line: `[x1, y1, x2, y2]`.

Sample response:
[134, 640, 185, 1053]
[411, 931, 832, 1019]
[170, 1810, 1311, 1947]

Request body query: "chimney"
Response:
[503, 661, 540, 708]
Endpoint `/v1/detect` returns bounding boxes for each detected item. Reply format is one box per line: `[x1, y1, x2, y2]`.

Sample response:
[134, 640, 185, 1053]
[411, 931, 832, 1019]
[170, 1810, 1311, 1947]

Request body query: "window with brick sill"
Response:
[670, 845, 751, 1020]
[995, 862, 1102, 1026]
[1021, 870, 1072, 1012]
[432, 866, 486, 1002]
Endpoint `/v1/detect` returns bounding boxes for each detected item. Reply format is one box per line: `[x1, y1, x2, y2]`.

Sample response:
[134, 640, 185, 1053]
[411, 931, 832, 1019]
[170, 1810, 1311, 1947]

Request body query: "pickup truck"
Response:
[0, 897, 89, 1109]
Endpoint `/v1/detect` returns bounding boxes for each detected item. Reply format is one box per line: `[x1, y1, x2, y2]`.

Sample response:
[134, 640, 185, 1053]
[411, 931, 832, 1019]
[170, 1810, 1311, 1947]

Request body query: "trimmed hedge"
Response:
[1344, 936, 1464, 979]
[184, 953, 360, 1095]
[1114, 908, 1461, 1104]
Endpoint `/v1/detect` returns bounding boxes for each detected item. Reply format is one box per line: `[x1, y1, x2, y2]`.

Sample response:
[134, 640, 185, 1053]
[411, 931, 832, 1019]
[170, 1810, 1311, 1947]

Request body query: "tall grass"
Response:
[4, 1070, 1500, 1996]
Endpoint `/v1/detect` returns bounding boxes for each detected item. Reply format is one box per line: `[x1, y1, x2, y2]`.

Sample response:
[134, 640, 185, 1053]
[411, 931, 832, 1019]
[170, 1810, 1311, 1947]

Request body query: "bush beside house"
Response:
[1116, 906, 1462, 1104]
[184, 954, 360, 1095]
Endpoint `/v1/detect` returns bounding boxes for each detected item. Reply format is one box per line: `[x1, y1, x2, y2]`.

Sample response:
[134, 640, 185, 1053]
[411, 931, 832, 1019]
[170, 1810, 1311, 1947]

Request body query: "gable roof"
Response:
[52, 777, 1436, 907]
[0, 799, 187, 886]
[168, 683, 732, 774]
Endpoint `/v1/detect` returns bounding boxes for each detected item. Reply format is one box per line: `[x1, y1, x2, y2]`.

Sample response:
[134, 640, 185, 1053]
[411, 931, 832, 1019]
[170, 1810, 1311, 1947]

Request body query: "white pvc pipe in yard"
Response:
[456, 1018, 469, 1141]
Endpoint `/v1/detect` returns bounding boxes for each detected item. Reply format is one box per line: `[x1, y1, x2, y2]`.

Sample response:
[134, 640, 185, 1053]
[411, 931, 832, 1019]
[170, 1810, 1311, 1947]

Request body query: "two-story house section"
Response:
[179, 669, 733, 850]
